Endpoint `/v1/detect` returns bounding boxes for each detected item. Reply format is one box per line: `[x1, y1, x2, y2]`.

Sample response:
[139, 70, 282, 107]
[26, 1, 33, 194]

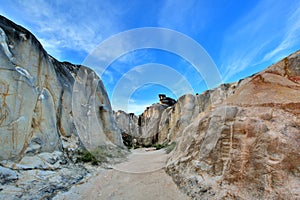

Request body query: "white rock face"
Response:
[0, 15, 125, 199]
[114, 90, 232, 146]
[0, 16, 123, 162]
[114, 110, 139, 137]
[138, 104, 166, 145]
[114, 103, 170, 146]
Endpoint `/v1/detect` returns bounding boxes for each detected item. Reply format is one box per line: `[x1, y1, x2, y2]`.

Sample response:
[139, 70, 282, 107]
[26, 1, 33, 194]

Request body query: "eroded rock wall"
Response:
[0, 15, 123, 163]
[114, 85, 237, 146]
[166, 51, 300, 199]
[113, 50, 300, 199]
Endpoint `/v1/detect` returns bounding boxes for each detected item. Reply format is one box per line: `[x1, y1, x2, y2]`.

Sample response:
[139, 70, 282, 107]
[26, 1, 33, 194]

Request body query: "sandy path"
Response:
[54, 148, 190, 200]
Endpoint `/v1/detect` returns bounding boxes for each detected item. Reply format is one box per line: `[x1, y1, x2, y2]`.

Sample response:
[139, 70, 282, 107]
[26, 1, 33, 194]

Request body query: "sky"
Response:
[1, 0, 300, 114]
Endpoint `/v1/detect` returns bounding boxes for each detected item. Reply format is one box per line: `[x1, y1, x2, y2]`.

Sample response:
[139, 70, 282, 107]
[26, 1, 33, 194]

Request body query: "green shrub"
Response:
[77, 149, 99, 165]
[77, 145, 129, 165]
[142, 143, 153, 148]
[165, 141, 176, 154]
[154, 143, 165, 150]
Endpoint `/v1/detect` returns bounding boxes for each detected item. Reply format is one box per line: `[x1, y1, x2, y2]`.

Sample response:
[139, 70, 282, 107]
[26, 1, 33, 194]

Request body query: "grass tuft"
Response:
[165, 141, 176, 154]
[77, 144, 129, 165]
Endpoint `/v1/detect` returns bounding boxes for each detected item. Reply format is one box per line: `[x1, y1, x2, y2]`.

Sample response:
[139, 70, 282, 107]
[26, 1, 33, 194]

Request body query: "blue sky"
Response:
[1, 0, 300, 114]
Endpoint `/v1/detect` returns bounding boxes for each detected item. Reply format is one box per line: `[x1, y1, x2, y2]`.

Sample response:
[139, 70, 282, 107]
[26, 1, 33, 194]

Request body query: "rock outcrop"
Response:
[0, 15, 123, 199]
[2, 14, 299, 200]
[114, 102, 172, 146]
[114, 110, 139, 138]
[166, 51, 300, 199]
[114, 51, 300, 199]
[159, 94, 177, 106]
[0, 15, 123, 162]
[115, 91, 225, 146]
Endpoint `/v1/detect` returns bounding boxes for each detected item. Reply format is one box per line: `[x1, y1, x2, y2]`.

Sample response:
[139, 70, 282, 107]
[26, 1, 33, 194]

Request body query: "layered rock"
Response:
[115, 89, 232, 146]
[113, 50, 300, 199]
[166, 51, 300, 199]
[159, 94, 176, 106]
[0, 164, 88, 200]
[137, 103, 167, 145]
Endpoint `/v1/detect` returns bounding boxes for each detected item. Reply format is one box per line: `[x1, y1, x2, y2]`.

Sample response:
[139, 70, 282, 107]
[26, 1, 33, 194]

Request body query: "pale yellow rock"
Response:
[0, 16, 123, 162]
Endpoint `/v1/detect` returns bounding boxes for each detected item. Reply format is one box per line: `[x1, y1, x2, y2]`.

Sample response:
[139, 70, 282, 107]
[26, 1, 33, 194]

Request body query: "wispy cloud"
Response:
[38, 38, 62, 60]
[158, 0, 208, 34]
[263, 5, 300, 61]
[3, 0, 299, 114]
[2, 0, 123, 60]
[109, 63, 195, 113]
[220, 0, 300, 82]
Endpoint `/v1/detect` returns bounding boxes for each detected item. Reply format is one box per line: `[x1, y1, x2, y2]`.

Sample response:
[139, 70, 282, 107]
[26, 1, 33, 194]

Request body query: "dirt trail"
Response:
[54, 148, 190, 200]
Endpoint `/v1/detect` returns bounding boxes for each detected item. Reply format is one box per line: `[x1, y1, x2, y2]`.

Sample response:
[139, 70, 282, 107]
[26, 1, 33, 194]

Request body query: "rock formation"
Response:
[0, 15, 123, 199]
[1, 14, 300, 200]
[114, 93, 214, 146]
[114, 110, 139, 146]
[159, 94, 177, 106]
[114, 95, 177, 146]
[0, 15, 123, 161]
[114, 51, 300, 199]
[165, 51, 300, 199]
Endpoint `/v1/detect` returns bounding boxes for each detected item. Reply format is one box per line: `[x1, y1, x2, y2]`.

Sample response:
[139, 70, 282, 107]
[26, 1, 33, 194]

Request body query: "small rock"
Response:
[0, 166, 18, 184]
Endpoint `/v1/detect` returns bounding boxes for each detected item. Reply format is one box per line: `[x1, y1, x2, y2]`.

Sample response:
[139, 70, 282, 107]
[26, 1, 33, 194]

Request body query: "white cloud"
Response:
[38, 38, 62, 60]
[220, 0, 300, 82]
[263, 5, 300, 61]
[6, 0, 123, 60]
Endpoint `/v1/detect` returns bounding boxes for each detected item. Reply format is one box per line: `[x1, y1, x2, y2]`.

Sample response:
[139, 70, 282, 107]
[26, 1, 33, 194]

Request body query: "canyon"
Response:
[115, 51, 300, 199]
[0, 15, 300, 199]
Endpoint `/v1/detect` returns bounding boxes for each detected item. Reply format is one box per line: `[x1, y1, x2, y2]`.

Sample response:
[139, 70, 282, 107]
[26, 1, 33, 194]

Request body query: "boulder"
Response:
[0, 166, 18, 184]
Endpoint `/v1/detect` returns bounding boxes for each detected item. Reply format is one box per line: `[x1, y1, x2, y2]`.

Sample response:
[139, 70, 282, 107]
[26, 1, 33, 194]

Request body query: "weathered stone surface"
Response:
[113, 50, 300, 199]
[3, 12, 297, 200]
[114, 110, 139, 138]
[137, 103, 166, 145]
[0, 165, 88, 200]
[166, 51, 300, 199]
[114, 103, 168, 146]
[159, 94, 177, 106]
[0, 15, 123, 163]
[0, 151, 64, 170]
[72, 66, 123, 149]
[113, 93, 206, 146]
[0, 15, 124, 200]
[0, 166, 18, 184]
